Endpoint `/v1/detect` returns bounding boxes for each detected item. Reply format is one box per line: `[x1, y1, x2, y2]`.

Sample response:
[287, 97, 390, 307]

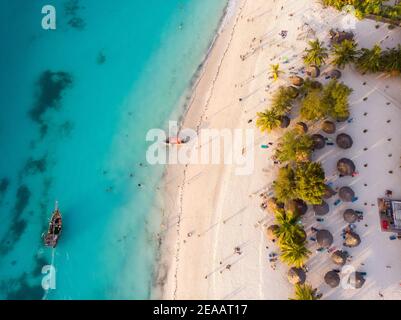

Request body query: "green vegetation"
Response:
[256, 109, 282, 133]
[322, 0, 401, 23]
[273, 166, 297, 203]
[270, 63, 282, 81]
[356, 44, 383, 73]
[303, 39, 329, 67]
[256, 86, 299, 133]
[275, 129, 313, 163]
[332, 39, 358, 68]
[273, 162, 326, 205]
[279, 240, 311, 268]
[382, 45, 401, 76]
[300, 80, 352, 121]
[294, 162, 326, 205]
[274, 209, 306, 245]
[290, 284, 321, 300]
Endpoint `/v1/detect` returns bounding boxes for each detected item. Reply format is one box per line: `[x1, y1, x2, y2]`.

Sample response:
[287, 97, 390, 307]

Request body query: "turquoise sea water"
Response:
[0, 0, 227, 299]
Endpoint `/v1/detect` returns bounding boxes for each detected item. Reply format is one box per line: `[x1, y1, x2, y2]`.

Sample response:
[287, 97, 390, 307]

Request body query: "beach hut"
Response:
[349, 272, 366, 289]
[336, 133, 353, 149]
[331, 250, 348, 266]
[323, 184, 337, 199]
[296, 122, 308, 134]
[287, 86, 300, 99]
[287, 267, 306, 285]
[324, 271, 340, 288]
[306, 65, 320, 78]
[266, 225, 279, 241]
[289, 75, 304, 87]
[329, 69, 342, 80]
[322, 120, 336, 134]
[313, 201, 330, 216]
[337, 158, 356, 176]
[339, 186, 355, 202]
[343, 209, 358, 223]
[345, 231, 361, 247]
[316, 229, 334, 248]
[280, 116, 291, 128]
[312, 134, 326, 150]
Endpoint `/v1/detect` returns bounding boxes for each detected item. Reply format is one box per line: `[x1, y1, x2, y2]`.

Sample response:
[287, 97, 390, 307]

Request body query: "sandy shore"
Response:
[154, 0, 401, 300]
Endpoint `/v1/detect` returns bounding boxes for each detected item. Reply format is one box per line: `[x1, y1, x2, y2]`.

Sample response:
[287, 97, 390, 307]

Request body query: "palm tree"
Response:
[290, 284, 321, 300]
[274, 210, 306, 245]
[303, 39, 329, 67]
[356, 44, 383, 73]
[275, 129, 313, 163]
[332, 39, 358, 68]
[279, 239, 311, 268]
[271, 86, 294, 116]
[381, 45, 401, 75]
[270, 63, 283, 81]
[256, 109, 282, 133]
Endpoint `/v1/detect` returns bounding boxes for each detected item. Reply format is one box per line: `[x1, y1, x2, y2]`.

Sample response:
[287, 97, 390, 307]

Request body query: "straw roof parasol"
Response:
[306, 65, 320, 78]
[266, 197, 280, 214]
[286, 199, 308, 216]
[313, 201, 329, 216]
[316, 229, 333, 248]
[336, 133, 353, 149]
[287, 267, 306, 285]
[312, 134, 326, 150]
[322, 120, 336, 134]
[323, 184, 337, 199]
[345, 231, 361, 247]
[296, 122, 308, 134]
[329, 69, 342, 79]
[266, 225, 279, 241]
[349, 272, 366, 289]
[280, 116, 291, 128]
[337, 158, 356, 176]
[331, 250, 348, 266]
[330, 30, 354, 45]
[310, 80, 323, 90]
[289, 75, 304, 86]
[343, 209, 358, 223]
[324, 270, 340, 288]
[339, 186, 355, 202]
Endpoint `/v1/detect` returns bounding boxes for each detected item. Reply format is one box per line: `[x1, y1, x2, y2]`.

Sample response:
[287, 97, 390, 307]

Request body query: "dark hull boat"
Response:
[44, 202, 62, 248]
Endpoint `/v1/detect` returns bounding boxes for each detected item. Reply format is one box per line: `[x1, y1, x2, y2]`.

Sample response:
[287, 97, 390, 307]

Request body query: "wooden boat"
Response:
[44, 202, 62, 248]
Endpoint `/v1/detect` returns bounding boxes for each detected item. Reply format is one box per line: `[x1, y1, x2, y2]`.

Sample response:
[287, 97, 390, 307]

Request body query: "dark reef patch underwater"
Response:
[29, 71, 73, 125]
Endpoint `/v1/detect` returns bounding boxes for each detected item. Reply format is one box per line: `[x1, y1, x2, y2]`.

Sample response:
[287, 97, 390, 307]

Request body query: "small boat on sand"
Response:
[44, 201, 62, 248]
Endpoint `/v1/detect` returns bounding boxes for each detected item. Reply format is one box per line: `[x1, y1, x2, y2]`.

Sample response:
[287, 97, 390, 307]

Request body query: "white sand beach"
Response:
[154, 0, 401, 300]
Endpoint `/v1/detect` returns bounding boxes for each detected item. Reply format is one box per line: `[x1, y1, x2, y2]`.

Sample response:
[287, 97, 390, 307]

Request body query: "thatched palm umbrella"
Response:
[336, 133, 353, 149]
[286, 199, 308, 216]
[306, 65, 320, 78]
[345, 231, 361, 247]
[337, 158, 356, 176]
[266, 225, 279, 241]
[349, 272, 366, 289]
[287, 86, 299, 99]
[330, 30, 354, 44]
[296, 122, 308, 134]
[280, 116, 291, 128]
[287, 267, 306, 285]
[266, 197, 280, 214]
[311, 80, 323, 90]
[312, 134, 326, 150]
[339, 186, 355, 202]
[324, 270, 340, 288]
[331, 250, 348, 266]
[322, 120, 336, 134]
[313, 201, 329, 216]
[343, 209, 358, 223]
[316, 229, 333, 248]
[323, 184, 337, 199]
[329, 69, 342, 79]
[290, 75, 304, 86]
